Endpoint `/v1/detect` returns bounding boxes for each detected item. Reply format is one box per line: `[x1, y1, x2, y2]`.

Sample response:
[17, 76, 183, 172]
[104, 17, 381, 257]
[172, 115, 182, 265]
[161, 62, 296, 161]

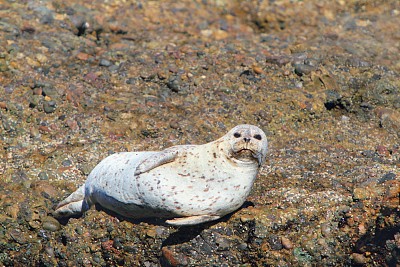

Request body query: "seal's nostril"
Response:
[244, 137, 250, 143]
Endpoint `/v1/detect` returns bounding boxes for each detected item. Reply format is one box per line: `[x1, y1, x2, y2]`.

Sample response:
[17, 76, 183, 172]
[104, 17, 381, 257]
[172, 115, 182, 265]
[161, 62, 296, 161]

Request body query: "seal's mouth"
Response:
[232, 148, 259, 164]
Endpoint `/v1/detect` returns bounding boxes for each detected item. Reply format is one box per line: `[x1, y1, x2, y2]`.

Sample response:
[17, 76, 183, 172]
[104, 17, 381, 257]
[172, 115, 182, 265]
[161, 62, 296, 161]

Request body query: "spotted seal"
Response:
[54, 124, 268, 225]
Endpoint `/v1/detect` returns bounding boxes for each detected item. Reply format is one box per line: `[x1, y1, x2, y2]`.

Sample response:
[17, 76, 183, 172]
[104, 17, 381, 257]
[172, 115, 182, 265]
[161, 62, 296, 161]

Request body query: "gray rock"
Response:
[43, 100, 57, 113]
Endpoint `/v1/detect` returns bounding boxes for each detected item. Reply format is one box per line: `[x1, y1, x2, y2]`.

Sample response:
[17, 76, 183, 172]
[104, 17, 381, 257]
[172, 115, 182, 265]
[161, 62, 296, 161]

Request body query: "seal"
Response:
[54, 124, 268, 226]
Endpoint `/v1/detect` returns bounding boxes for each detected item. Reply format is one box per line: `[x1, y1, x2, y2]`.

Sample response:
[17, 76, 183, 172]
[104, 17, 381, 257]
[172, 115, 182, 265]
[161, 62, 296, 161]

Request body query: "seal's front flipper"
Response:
[166, 215, 221, 226]
[53, 185, 89, 218]
[134, 147, 182, 175]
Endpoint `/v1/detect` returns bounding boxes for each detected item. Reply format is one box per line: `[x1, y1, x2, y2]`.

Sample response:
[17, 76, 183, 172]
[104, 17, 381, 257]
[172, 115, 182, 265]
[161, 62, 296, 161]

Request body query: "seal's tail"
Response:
[53, 185, 89, 218]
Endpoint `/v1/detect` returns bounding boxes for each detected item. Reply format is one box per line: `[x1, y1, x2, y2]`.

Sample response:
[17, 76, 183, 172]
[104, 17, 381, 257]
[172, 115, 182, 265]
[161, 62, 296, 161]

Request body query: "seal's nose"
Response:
[243, 137, 250, 143]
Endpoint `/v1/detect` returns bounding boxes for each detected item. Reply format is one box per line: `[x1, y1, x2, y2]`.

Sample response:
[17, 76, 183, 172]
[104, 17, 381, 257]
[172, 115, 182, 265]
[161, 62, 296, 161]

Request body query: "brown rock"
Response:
[161, 247, 179, 267]
[76, 52, 90, 61]
[281, 236, 294, 249]
[351, 253, 367, 265]
[31, 181, 59, 199]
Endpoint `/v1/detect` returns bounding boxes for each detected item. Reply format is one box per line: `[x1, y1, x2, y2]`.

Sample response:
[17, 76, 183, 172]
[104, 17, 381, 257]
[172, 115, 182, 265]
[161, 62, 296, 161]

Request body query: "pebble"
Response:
[42, 87, 57, 97]
[38, 171, 49, 180]
[353, 188, 371, 201]
[29, 95, 42, 108]
[351, 253, 367, 264]
[167, 75, 181, 92]
[237, 243, 248, 251]
[62, 159, 72, 167]
[99, 59, 112, 67]
[281, 236, 294, 249]
[43, 100, 57, 113]
[294, 63, 315, 76]
[215, 234, 230, 251]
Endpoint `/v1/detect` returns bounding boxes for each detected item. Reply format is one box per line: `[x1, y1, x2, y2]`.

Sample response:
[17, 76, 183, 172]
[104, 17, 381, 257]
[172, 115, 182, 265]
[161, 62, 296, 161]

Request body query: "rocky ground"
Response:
[0, 0, 399, 266]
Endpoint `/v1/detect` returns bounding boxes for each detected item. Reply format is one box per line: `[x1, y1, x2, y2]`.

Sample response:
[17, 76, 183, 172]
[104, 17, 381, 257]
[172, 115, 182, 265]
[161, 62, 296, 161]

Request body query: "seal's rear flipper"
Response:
[166, 215, 221, 226]
[53, 185, 88, 218]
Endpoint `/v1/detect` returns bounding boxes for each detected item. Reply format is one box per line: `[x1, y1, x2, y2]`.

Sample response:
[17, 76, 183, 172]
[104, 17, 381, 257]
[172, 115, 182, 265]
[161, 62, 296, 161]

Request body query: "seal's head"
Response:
[223, 124, 268, 167]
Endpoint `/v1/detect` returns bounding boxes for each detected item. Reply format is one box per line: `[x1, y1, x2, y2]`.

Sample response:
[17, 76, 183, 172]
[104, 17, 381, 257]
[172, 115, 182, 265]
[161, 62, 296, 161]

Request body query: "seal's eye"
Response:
[254, 134, 262, 140]
[234, 132, 241, 138]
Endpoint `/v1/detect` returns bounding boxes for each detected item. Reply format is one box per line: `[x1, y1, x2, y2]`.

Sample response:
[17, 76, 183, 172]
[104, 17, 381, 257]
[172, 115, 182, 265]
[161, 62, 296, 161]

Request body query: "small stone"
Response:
[36, 53, 48, 63]
[75, 226, 83, 235]
[79, 165, 92, 176]
[169, 120, 180, 129]
[43, 100, 56, 113]
[281, 236, 293, 249]
[237, 243, 248, 251]
[320, 223, 332, 237]
[351, 253, 367, 264]
[167, 76, 181, 92]
[62, 159, 72, 167]
[353, 188, 371, 201]
[215, 234, 231, 251]
[99, 59, 112, 67]
[265, 55, 291, 67]
[38, 171, 48, 180]
[42, 216, 61, 232]
[30, 127, 40, 138]
[33, 87, 43, 95]
[29, 95, 42, 108]
[252, 65, 264, 74]
[146, 228, 157, 238]
[294, 63, 315, 76]
[42, 87, 57, 97]
[76, 52, 90, 61]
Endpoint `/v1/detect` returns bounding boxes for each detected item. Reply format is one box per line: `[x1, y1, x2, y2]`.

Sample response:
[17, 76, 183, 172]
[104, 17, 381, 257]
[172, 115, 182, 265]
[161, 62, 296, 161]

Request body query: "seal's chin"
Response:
[232, 149, 258, 163]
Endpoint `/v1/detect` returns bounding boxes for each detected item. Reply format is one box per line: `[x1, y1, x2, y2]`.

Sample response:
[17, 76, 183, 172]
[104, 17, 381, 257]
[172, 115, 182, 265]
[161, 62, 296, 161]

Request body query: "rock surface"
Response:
[0, 0, 399, 266]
